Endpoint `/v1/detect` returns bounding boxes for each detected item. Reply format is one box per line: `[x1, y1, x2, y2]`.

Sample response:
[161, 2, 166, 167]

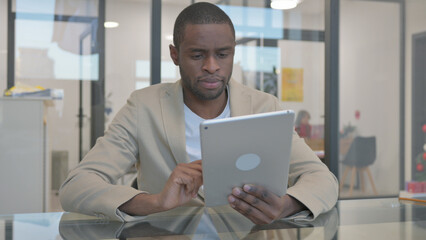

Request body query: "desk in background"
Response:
[0, 198, 425, 239]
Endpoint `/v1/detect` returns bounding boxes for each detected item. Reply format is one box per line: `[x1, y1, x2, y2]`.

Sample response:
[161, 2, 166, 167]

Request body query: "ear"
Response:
[169, 44, 179, 66]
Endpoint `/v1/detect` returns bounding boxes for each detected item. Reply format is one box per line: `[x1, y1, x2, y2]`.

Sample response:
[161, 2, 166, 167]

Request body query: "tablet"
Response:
[200, 110, 295, 207]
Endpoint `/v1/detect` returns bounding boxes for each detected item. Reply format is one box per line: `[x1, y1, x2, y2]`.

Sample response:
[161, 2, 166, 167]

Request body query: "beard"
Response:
[180, 69, 230, 101]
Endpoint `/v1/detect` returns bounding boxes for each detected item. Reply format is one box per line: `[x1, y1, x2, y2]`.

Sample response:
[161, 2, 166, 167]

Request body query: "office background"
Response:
[0, 0, 425, 212]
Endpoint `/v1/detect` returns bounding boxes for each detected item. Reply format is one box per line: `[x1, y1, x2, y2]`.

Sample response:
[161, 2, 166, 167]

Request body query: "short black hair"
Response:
[173, 2, 235, 50]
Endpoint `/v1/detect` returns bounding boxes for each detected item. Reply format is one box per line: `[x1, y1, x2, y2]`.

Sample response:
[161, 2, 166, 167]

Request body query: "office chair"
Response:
[340, 136, 378, 196]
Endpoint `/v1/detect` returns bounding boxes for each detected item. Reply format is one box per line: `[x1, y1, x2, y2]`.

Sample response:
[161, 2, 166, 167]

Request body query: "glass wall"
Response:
[2, 0, 151, 168]
[104, 0, 150, 128]
[0, 0, 151, 212]
[274, 0, 325, 156]
[161, 1, 190, 84]
[10, 0, 101, 174]
[406, 0, 426, 190]
[161, 0, 326, 158]
[338, 0, 401, 198]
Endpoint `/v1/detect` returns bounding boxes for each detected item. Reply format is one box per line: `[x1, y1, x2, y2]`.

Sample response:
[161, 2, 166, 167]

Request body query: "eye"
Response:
[217, 53, 228, 58]
[191, 54, 203, 60]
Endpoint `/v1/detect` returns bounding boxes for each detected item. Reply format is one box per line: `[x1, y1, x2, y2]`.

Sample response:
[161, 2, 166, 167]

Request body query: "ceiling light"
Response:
[104, 21, 119, 28]
[271, 0, 299, 10]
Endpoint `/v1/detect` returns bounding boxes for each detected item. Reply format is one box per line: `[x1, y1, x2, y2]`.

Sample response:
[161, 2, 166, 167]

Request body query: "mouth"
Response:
[198, 77, 224, 89]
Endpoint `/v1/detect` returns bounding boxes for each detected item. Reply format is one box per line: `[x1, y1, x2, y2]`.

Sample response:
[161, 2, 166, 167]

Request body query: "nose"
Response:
[202, 56, 220, 74]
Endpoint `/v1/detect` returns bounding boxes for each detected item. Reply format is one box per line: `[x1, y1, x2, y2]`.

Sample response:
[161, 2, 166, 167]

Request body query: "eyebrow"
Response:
[188, 48, 205, 53]
[188, 46, 234, 53]
[217, 46, 234, 52]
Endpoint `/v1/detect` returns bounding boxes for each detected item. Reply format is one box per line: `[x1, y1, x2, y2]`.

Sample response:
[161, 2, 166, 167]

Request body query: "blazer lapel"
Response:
[229, 79, 252, 117]
[160, 80, 189, 164]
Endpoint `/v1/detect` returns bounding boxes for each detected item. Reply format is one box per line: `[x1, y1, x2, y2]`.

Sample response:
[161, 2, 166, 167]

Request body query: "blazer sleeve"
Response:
[286, 133, 339, 220]
[59, 91, 145, 221]
[274, 99, 339, 219]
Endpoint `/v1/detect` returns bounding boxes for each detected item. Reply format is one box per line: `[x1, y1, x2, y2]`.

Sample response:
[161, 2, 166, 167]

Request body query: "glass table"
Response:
[1, 198, 425, 239]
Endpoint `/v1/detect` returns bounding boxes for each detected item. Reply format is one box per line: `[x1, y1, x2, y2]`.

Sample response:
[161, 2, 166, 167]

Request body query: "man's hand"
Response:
[227, 184, 306, 225]
[119, 160, 203, 216]
[158, 160, 203, 210]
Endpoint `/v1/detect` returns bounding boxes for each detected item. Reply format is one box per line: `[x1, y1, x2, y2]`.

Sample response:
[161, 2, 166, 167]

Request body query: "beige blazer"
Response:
[59, 80, 338, 222]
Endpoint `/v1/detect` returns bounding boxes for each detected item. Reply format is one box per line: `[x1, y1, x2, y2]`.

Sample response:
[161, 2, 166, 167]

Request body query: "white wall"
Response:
[405, 0, 426, 182]
[0, 0, 6, 93]
[340, 0, 400, 194]
[104, 0, 151, 129]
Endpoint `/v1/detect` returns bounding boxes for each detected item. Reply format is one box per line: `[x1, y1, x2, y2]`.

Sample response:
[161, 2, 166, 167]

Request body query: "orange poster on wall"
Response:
[281, 68, 304, 102]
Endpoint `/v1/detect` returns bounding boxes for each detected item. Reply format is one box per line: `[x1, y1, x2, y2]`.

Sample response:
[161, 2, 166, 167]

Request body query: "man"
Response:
[60, 2, 338, 224]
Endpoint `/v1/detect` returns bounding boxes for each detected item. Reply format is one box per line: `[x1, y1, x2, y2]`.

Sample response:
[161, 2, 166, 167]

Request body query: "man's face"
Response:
[170, 24, 235, 101]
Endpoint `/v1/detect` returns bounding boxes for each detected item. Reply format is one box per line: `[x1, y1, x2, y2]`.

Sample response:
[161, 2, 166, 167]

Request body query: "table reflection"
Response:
[3, 199, 426, 239]
[58, 206, 338, 240]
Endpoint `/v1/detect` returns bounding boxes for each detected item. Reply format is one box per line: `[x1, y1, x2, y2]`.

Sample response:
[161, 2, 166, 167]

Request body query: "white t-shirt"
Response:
[184, 95, 230, 163]
[184, 94, 230, 238]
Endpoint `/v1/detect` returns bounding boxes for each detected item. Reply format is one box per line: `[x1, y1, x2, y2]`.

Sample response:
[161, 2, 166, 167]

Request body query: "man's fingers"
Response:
[175, 163, 202, 178]
[176, 162, 203, 176]
[160, 161, 204, 210]
[179, 167, 203, 190]
[173, 162, 203, 194]
[231, 187, 268, 210]
[186, 160, 203, 171]
[174, 175, 194, 193]
[242, 184, 276, 204]
[228, 194, 273, 225]
[192, 159, 203, 165]
[233, 185, 284, 221]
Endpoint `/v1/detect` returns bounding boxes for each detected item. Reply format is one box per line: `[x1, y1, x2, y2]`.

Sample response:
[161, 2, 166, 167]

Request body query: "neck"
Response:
[183, 89, 228, 119]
